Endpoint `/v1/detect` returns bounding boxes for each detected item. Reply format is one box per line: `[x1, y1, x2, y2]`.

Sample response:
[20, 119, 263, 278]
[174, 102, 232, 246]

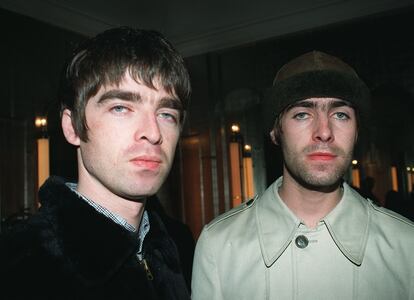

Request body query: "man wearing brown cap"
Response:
[192, 51, 414, 300]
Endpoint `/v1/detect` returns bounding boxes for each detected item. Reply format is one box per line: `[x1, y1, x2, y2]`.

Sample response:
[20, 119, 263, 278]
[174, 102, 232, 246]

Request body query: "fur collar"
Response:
[38, 176, 181, 286]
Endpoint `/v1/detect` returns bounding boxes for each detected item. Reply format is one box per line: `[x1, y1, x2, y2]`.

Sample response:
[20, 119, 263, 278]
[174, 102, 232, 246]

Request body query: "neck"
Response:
[278, 173, 343, 229]
[76, 159, 146, 229]
[77, 177, 146, 229]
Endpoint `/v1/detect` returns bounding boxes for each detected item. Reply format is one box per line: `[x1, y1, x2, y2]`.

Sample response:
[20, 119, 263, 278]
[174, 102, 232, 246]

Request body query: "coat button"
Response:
[295, 235, 309, 249]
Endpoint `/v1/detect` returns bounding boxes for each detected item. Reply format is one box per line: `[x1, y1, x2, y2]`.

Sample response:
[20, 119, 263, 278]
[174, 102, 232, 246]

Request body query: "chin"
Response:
[295, 170, 344, 189]
[119, 182, 159, 198]
[313, 174, 344, 186]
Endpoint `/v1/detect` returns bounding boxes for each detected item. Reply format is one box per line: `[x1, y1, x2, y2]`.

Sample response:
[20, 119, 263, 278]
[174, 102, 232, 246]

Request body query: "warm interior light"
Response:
[35, 117, 47, 128]
[229, 142, 242, 207]
[391, 166, 398, 192]
[37, 138, 50, 190]
[352, 168, 360, 188]
[244, 144, 251, 152]
[35, 117, 42, 127]
[35, 117, 47, 129]
[243, 156, 255, 199]
[352, 159, 358, 165]
[231, 124, 240, 133]
[407, 167, 411, 171]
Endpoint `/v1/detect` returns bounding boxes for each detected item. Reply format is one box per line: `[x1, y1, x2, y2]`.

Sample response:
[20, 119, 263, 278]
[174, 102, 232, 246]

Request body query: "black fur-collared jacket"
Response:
[0, 176, 190, 300]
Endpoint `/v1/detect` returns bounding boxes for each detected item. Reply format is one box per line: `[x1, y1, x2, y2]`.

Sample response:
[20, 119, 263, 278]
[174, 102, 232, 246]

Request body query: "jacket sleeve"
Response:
[191, 227, 223, 300]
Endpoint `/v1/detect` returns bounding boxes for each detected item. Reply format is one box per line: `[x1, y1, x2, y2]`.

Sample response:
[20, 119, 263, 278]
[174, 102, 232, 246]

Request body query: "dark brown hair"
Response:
[59, 26, 191, 141]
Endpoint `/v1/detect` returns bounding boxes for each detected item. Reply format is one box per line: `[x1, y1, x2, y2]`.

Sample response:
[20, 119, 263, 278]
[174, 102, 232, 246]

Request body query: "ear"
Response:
[61, 109, 80, 146]
[270, 128, 279, 145]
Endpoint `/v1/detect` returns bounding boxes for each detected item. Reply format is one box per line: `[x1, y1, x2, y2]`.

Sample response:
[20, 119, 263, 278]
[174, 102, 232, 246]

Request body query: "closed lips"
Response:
[307, 152, 337, 160]
[130, 156, 162, 169]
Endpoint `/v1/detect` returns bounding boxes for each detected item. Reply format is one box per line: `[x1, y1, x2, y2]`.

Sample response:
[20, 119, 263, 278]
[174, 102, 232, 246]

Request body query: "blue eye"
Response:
[111, 105, 128, 113]
[293, 112, 309, 120]
[334, 112, 349, 120]
[158, 112, 178, 124]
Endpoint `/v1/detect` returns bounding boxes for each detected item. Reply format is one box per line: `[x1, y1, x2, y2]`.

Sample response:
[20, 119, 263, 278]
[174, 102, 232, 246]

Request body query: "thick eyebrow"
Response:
[329, 100, 354, 109]
[97, 90, 141, 103]
[158, 97, 183, 112]
[96, 89, 183, 115]
[286, 99, 353, 111]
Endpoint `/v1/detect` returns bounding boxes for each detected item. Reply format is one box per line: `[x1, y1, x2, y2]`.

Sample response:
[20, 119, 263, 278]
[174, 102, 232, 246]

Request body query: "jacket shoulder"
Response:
[204, 195, 258, 231]
[369, 202, 414, 233]
[1, 213, 53, 262]
[348, 185, 414, 231]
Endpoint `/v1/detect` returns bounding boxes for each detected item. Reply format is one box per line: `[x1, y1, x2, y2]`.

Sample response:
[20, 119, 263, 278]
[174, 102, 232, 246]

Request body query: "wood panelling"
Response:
[180, 136, 203, 238]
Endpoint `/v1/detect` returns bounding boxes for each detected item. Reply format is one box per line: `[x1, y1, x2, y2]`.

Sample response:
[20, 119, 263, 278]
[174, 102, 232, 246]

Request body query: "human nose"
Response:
[135, 113, 162, 145]
[312, 115, 334, 143]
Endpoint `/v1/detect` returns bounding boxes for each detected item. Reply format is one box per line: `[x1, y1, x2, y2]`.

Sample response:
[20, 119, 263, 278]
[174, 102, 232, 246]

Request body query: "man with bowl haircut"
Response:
[192, 51, 414, 299]
[1, 27, 191, 299]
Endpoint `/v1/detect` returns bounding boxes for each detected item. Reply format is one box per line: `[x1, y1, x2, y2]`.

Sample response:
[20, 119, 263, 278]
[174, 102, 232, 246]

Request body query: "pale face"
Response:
[271, 97, 358, 189]
[63, 74, 182, 201]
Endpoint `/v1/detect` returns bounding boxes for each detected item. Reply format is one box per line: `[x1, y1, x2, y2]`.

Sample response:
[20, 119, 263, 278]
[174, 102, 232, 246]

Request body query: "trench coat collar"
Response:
[256, 177, 370, 267]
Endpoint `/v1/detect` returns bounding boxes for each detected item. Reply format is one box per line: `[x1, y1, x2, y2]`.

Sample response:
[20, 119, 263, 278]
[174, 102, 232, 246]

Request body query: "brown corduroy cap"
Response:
[266, 50, 370, 129]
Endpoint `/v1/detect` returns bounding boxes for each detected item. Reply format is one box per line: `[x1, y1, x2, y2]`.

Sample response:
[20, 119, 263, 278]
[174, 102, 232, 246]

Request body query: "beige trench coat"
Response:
[192, 177, 414, 300]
